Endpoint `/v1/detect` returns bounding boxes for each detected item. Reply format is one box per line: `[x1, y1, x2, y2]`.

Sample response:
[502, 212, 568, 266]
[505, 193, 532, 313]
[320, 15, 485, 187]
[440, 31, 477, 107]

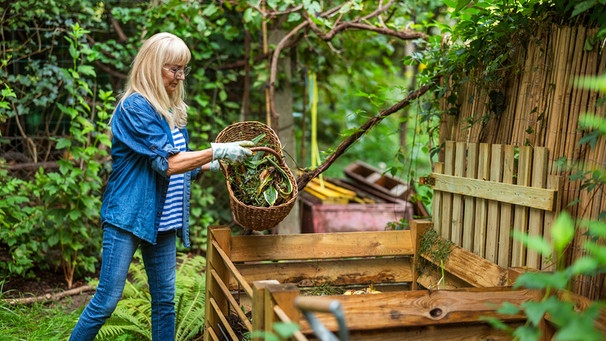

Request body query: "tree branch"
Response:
[3, 285, 95, 305]
[296, 81, 437, 191]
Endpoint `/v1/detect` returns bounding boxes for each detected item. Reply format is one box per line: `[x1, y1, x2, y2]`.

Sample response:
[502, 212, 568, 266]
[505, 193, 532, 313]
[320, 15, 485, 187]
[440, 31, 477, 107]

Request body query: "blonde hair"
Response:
[116, 32, 191, 129]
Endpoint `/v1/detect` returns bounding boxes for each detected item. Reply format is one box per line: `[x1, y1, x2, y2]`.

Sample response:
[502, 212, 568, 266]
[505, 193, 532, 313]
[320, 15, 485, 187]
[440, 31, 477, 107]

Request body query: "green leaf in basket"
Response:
[264, 186, 278, 206]
[251, 133, 266, 145]
[266, 156, 293, 196]
[256, 169, 273, 196]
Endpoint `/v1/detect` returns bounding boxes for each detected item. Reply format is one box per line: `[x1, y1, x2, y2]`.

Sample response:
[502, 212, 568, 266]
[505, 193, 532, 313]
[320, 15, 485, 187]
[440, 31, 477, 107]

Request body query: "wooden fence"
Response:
[438, 23, 606, 299]
[423, 141, 561, 270]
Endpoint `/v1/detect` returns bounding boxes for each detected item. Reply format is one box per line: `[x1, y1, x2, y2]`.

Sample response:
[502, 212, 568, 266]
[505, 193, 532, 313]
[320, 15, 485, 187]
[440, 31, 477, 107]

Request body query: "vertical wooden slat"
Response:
[252, 280, 281, 339]
[474, 143, 491, 256]
[485, 144, 503, 263]
[462, 143, 479, 250]
[204, 226, 233, 340]
[451, 142, 467, 246]
[511, 146, 533, 267]
[527, 147, 548, 268]
[441, 141, 456, 241]
[498, 145, 516, 267]
[432, 162, 444, 237]
[411, 219, 433, 290]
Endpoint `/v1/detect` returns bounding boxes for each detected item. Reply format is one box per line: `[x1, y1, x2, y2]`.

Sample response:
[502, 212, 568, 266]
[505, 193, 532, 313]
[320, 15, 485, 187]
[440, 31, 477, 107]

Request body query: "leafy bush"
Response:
[0, 24, 110, 286]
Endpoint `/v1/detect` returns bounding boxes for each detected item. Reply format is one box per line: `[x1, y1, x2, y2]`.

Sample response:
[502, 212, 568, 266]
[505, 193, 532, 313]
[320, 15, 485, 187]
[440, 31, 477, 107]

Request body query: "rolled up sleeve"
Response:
[111, 94, 179, 177]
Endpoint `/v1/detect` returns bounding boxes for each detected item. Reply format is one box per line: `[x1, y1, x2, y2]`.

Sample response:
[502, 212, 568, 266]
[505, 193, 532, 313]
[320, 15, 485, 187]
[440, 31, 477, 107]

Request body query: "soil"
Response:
[2, 269, 95, 311]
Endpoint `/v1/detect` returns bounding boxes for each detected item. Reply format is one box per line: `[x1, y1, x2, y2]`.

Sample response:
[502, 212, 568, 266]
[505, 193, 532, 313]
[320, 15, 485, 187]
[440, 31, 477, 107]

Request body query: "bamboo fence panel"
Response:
[437, 23, 606, 298]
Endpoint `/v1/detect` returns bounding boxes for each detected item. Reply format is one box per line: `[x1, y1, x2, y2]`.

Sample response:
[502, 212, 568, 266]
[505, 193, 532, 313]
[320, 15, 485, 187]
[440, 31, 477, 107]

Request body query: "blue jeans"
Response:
[70, 224, 176, 341]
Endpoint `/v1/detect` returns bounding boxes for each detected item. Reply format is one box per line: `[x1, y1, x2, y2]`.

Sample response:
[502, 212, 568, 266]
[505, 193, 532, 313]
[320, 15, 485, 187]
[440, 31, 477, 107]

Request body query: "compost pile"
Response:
[224, 134, 293, 208]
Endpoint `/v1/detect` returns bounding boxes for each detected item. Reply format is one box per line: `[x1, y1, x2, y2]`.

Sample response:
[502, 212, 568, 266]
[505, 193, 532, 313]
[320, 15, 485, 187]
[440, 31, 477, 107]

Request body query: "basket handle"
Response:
[250, 146, 282, 158]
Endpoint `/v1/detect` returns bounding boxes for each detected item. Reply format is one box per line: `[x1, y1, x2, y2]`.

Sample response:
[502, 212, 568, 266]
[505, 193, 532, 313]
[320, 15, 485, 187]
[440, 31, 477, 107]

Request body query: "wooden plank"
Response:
[229, 230, 414, 262]
[433, 162, 444, 237]
[462, 142, 478, 250]
[440, 141, 456, 240]
[422, 239, 508, 288]
[527, 147, 548, 268]
[233, 257, 414, 289]
[474, 143, 490, 256]
[450, 142, 467, 246]
[290, 288, 541, 331]
[485, 144, 503, 263]
[498, 145, 516, 267]
[346, 322, 524, 341]
[213, 240, 253, 297]
[410, 219, 432, 290]
[211, 269, 253, 332]
[252, 280, 281, 339]
[209, 297, 239, 341]
[511, 146, 532, 267]
[416, 266, 471, 290]
[268, 283, 301, 323]
[429, 173, 556, 211]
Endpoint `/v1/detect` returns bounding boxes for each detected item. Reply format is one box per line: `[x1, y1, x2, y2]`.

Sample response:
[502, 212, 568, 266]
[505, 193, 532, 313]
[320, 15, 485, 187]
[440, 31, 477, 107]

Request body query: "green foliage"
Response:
[0, 23, 110, 285]
[97, 253, 207, 341]
[0, 299, 80, 341]
[486, 74, 606, 340]
[247, 321, 301, 341]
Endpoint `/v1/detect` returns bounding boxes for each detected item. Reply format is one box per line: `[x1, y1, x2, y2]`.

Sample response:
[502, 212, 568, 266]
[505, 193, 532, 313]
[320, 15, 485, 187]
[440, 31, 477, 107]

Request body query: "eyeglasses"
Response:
[163, 65, 192, 78]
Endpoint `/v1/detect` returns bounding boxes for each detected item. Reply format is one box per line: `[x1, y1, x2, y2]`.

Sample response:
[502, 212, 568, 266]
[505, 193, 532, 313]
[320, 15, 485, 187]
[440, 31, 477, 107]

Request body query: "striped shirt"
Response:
[158, 128, 186, 232]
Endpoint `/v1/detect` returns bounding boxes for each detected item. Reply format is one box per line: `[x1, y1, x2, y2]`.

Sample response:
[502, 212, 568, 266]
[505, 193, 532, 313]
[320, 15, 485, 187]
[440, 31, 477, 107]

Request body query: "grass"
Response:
[0, 297, 84, 340]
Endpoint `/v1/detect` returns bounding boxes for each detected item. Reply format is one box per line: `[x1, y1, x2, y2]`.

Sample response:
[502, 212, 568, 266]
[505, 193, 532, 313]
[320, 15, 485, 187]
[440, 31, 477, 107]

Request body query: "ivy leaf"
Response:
[568, 256, 599, 276]
[513, 271, 570, 290]
[555, 305, 603, 341]
[584, 242, 606, 267]
[77, 65, 96, 77]
[551, 212, 574, 254]
[496, 301, 521, 315]
[273, 322, 300, 339]
[512, 325, 541, 341]
[263, 186, 278, 206]
[522, 296, 560, 327]
[512, 230, 551, 256]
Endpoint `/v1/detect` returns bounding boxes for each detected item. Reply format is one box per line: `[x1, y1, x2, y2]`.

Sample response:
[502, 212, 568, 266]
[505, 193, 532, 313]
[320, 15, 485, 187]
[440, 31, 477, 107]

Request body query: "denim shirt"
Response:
[101, 93, 197, 247]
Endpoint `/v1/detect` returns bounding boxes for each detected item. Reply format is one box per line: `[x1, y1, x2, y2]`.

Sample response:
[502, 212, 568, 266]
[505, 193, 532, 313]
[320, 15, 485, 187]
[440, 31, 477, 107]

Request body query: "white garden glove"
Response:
[211, 140, 255, 163]
[209, 160, 220, 172]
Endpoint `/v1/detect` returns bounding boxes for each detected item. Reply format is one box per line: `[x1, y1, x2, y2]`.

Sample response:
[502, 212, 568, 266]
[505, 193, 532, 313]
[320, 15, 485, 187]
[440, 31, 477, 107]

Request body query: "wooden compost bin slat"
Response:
[228, 229, 415, 262]
[203, 223, 606, 340]
[232, 257, 413, 290]
[265, 285, 541, 331]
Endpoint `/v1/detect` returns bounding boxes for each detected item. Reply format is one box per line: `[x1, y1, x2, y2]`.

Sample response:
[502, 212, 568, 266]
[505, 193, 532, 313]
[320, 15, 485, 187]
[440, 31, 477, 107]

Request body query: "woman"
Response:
[69, 32, 253, 341]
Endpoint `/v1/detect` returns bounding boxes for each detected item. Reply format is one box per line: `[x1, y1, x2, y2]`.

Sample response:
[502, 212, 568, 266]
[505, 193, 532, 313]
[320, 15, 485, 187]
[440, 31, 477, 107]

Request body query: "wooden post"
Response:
[410, 219, 433, 290]
[252, 280, 281, 340]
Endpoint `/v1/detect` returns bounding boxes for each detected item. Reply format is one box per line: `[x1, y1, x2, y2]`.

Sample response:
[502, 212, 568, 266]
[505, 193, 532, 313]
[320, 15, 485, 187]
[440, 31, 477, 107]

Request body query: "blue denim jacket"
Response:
[101, 93, 197, 247]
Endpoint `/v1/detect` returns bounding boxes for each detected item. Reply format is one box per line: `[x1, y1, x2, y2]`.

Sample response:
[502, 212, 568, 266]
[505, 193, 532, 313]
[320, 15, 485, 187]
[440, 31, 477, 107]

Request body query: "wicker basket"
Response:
[215, 121, 298, 231]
